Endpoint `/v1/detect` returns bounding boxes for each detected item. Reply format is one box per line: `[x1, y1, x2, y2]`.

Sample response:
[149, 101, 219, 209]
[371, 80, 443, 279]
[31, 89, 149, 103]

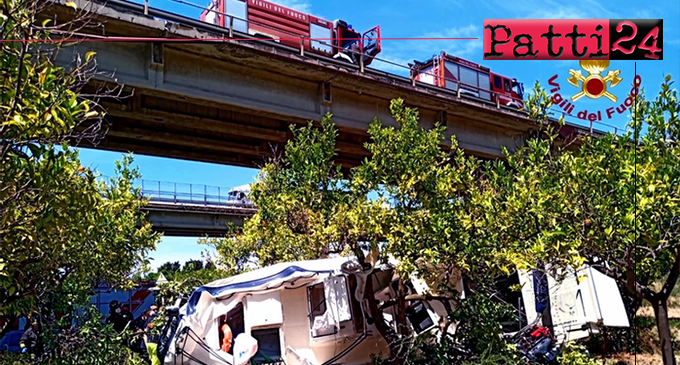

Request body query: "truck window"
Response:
[443, 61, 459, 91]
[339, 29, 359, 49]
[512, 81, 524, 98]
[310, 23, 332, 53]
[504, 79, 511, 92]
[363, 28, 378, 51]
[226, 0, 247, 33]
[494, 75, 502, 89]
[459, 66, 478, 88]
[478, 72, 490, 90]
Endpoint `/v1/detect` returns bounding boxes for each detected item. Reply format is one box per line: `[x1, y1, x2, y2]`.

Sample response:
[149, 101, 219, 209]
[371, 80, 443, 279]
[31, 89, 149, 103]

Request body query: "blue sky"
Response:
[77, 0, 680, 271]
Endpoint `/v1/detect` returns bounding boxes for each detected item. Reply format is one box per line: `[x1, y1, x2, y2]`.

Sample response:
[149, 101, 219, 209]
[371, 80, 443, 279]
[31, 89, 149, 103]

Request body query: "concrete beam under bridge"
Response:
[43, 0, 602, 169]
[142, 202, 255, 237]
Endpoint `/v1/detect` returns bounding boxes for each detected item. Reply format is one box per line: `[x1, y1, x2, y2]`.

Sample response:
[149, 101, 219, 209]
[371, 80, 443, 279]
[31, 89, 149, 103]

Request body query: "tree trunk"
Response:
[364, 273, 397, 359]
[396, 280, 409, 336]
[651, 298, 676, 365]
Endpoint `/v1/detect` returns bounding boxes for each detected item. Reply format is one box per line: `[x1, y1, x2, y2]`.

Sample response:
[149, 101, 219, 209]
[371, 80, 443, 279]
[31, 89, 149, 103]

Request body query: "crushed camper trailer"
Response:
[156, 257, 630, 365]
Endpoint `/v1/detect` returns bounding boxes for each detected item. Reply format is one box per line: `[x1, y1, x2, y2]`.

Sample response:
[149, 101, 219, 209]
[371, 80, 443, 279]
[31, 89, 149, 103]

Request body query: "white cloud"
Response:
[275, 0, 312, 13]
[484, 0, 620, 20]
[528, 7, 591, 20]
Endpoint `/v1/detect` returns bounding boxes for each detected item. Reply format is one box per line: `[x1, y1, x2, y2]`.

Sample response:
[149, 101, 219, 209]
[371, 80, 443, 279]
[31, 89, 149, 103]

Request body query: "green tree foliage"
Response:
[154, 267, 230, 307]
[0, 0, 160, 318]
[209, 115, 363, 271]
[0, 308, 147, 365]
[557, 345, 597, 365]
[182, 259, 203, 272]
[485, 76, 680, 364]
[156, 261, 181, 281]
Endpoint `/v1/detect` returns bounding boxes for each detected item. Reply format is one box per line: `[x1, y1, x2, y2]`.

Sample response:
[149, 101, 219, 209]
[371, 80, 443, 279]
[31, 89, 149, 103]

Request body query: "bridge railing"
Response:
[139, 179, 253, 207]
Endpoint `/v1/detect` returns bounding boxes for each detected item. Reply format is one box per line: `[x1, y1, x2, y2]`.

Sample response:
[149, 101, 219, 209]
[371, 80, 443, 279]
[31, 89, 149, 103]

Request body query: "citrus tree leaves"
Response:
[0, 1, 161, 316]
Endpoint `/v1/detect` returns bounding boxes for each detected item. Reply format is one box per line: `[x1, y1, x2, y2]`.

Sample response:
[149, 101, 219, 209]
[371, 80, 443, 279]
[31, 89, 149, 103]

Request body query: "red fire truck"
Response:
[200, 0, 382, 66]
[409, 51, 525, 109]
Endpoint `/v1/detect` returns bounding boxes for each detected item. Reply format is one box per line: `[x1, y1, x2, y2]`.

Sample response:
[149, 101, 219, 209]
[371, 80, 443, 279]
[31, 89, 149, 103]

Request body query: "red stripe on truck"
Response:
[248, 9, 309, 34]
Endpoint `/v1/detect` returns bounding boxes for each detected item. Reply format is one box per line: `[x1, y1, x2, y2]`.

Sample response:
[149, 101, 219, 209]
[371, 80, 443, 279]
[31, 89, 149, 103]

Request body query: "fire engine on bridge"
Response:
[409, 51, 525, 109]
[199, 0, 524, 109]
[200, 0, 382, 66]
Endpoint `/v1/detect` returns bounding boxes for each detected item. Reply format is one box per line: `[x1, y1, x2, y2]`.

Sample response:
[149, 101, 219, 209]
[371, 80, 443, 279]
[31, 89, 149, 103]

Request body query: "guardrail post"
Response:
[204, 185, 207, 205]
[174, 182, 177, 203]
[614, 127, 618, 135]
[218, 187, 221, 204]
[590, 121, 594, 134]
[457, 82, 461, 98]
[144, 0, 148, 15]
[300, 37, 304, 56]
[229, 16, 234, 38]
[157, 181, 160, 200]
[496, 95, 500, 108]
[190, 184, 193, 204]
[360, 51, 364, 73]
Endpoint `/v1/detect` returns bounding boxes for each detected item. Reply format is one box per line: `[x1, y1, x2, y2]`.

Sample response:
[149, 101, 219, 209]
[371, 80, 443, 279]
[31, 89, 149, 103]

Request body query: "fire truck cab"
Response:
[409, 51, 524, 109]
[201, 0, 382, 66]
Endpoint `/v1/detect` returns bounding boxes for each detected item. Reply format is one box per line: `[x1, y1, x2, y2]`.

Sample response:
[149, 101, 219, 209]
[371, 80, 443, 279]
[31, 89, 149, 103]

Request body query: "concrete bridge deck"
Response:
[42, 0, 611, 171]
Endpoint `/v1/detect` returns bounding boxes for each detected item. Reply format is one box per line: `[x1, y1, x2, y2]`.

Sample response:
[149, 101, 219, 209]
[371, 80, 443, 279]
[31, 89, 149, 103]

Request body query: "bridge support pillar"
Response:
[150, 42, 164, 88]
[320, 81, 332, 115]
[438, 110, 448, 127]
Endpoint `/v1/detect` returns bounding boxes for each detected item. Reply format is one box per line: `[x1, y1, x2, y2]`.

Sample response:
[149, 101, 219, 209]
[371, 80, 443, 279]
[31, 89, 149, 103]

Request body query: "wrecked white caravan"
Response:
[514, 265, 630, 343]
[160, 256, 463, 365]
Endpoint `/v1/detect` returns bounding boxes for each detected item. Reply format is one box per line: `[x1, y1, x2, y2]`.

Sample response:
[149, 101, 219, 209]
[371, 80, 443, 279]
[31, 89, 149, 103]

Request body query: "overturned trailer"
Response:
[157, 256, 630, 365]
[159, 256, 463, 365]
[515, 265, 630, 341]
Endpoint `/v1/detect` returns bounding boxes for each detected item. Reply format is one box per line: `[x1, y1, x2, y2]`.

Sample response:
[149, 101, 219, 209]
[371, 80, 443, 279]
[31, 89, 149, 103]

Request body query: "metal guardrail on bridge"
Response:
[139, 179, 254, 208]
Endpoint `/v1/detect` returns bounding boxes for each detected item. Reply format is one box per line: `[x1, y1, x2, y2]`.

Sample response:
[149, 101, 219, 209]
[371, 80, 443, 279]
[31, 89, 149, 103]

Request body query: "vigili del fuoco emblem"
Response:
[567, 60, 623, 102]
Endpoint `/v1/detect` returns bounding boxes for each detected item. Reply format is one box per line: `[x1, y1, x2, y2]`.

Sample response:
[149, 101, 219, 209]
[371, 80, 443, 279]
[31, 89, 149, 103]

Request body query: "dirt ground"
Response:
[609, 302, 680, 365]
[636, 306, 680, 319]
[602, 352, 667, 365]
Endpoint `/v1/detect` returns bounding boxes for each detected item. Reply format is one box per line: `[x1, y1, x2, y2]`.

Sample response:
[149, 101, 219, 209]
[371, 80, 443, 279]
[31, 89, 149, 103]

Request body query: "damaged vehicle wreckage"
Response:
[153, 254, 630, 365]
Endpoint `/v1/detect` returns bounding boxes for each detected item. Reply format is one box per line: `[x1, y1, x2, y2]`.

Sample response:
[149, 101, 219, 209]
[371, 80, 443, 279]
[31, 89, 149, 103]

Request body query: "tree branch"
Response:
[660, 246, 680, 300]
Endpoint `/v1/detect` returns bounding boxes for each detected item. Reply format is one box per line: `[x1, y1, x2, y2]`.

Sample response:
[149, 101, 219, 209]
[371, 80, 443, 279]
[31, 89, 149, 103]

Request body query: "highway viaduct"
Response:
[142, 201, 254, 236]
[40, 0, 611, 236]
[41, 0, 608, 172]
[137, 180, 256, 236]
